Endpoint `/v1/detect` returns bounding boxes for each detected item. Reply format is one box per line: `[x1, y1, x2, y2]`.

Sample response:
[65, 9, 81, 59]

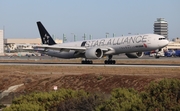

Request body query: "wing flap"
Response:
[33, 45, 111, 52]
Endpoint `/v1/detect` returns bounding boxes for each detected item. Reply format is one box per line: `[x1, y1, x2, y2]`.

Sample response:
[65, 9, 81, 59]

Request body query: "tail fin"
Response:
[37, 21, 56, 45]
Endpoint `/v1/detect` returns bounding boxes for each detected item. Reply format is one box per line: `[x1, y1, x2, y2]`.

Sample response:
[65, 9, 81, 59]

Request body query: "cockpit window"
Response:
[159, 38, 166, 40]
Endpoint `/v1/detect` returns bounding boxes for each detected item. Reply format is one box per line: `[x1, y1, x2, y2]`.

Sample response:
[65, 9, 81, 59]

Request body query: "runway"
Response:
[0, 62, 180, 68]
[0, 55, 180, 68]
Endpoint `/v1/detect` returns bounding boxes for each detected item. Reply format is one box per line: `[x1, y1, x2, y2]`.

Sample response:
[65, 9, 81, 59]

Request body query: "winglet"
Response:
[37, 21, 56, 45]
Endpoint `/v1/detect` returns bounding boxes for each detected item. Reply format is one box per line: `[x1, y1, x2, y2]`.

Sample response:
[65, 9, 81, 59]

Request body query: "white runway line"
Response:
[0, 62, 179, 68]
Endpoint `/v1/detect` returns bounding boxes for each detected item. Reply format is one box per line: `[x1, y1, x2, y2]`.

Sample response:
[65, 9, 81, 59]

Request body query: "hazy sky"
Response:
[0, 0, 180, 41]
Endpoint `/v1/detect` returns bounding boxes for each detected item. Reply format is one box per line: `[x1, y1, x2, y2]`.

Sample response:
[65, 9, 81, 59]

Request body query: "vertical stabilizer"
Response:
[37, 21, 56, 45]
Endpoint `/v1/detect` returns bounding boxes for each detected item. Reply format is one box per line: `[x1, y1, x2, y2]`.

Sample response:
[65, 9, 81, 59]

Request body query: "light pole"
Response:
[106, 33, 109, 38]
[113, 33, 115, 37]
[82, 33, 86, 40]
[52, 34, 55, 39]
[89, 35, 92, 40]
[71, 33, 76, 42]
[63, 34, 67, 43]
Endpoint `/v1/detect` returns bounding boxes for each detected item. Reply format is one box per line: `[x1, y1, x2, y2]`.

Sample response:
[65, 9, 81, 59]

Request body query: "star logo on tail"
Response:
[43, 34, 50, 44]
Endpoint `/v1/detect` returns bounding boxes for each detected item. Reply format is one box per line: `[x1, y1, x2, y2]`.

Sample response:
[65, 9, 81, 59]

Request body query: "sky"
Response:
[0, 0, 180, 41]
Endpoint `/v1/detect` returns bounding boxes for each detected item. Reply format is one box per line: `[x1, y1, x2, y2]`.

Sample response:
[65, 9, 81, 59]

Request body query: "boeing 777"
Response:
[34, 21, 169, 64]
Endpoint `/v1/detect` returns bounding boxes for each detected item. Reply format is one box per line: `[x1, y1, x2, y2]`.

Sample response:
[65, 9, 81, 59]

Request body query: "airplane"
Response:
[34, 21, 169, 64]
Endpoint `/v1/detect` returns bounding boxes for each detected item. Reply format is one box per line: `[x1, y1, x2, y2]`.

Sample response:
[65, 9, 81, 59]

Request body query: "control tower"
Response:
[154, 18, 168, 39]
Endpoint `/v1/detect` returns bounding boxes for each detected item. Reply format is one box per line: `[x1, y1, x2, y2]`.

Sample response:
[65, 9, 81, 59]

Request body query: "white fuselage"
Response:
[44, 34, 169, 59]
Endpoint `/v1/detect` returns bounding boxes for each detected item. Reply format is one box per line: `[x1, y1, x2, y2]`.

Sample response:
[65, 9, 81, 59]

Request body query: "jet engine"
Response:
[125, 52, 144, 58]
[85, 48, 103, 59]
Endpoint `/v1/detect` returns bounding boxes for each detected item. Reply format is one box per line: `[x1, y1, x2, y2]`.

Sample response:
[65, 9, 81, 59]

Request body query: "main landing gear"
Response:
[81, 59, 93, 64]
[81, 55, 116, 64]
[104, 55, 116, 64]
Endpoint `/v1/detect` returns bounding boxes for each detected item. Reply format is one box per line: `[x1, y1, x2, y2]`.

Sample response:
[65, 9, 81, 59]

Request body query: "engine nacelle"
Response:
[125, 52, 144, 58]
[85, 48, 103, 59]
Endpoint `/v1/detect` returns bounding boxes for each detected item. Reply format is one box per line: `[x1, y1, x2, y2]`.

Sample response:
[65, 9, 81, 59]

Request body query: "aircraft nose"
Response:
[165, 39, 169, 45]
[160, 39, 169, 48]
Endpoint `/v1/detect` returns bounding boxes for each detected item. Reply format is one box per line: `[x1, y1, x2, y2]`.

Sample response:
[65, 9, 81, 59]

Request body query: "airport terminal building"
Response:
[0, 30, 4, 55]
[3, 38, 62, 54]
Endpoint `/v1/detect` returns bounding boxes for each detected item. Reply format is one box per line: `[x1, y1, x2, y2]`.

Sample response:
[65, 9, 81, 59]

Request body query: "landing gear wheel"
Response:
[155, 56, 160, 59]
[104, 60, 116, 64]
[104, 55, 116, 64]
[81, 60, 93, 64]
[155, 53, 160, 59]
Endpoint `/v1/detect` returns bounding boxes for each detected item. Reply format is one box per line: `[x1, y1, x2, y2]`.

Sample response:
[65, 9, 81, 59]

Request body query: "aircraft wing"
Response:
[33, 45, 110, 52]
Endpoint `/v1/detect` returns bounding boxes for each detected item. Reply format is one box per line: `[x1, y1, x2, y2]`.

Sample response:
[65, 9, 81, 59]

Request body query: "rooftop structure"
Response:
[172, 38, 180, 43]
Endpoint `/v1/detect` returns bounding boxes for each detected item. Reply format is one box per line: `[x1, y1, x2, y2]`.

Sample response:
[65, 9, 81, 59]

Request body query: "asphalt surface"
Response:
[0, 55, 180, 67]
[0, 54, 178, 60]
